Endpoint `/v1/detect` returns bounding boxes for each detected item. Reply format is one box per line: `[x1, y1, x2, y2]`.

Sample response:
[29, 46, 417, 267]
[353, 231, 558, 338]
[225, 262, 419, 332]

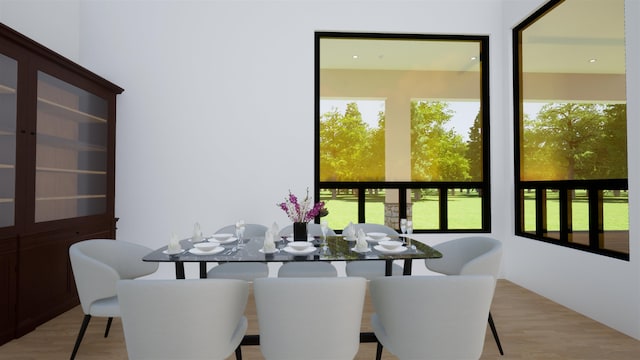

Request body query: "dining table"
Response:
[142, 235, 442, 279]
[142, 234, 442, 346]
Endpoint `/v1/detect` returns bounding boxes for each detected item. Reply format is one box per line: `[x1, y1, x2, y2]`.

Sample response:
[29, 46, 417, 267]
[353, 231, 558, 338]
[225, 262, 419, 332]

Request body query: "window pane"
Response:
[0, 53, 17, 228]
[411, 188, 439, 230]
[447, 188, 482, 229]
[319, 37, 483, 183]
[569, 189, 589, 246]
[520, 0, 626, 182]
[523, 189, 536, 233]
[602, 189, 629, 253]
[319, 189, 357, 232]
[545, 189, 560, 240]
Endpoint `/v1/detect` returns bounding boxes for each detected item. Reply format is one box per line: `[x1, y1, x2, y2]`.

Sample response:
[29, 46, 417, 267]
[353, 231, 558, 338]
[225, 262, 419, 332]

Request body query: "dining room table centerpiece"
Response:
[277, 188, 327, 240]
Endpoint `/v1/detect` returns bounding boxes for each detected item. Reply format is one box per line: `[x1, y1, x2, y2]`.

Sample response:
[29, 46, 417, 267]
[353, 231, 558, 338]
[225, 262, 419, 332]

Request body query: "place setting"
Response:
[189, 241, 226, 255]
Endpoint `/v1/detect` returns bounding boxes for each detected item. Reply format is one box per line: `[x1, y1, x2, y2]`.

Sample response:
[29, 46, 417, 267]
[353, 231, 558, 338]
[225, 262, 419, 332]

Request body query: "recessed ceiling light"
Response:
[589, 58, 597, 63]
[470, 56, 477, 61]
[352, 55, 359, 59]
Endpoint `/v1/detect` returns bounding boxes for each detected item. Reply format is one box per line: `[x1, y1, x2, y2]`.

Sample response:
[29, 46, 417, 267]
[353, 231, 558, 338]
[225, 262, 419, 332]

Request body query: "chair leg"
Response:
[375, 341, 383, 360]
[70, 314, 91, 360]
[235, 345, 242, 360]
[488, 311, 504, 355]
[104, 317, 113, 337]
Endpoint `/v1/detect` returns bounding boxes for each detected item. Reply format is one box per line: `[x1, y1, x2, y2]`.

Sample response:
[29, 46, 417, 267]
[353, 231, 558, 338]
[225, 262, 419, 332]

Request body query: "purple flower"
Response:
[277, 188, 327, 223]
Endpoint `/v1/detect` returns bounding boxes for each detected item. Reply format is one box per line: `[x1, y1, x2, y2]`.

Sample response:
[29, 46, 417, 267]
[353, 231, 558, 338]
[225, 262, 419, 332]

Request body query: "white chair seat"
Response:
[207, 262, 269, 281]
[88, 296, 119, 317]
[278, 262, 338, 277]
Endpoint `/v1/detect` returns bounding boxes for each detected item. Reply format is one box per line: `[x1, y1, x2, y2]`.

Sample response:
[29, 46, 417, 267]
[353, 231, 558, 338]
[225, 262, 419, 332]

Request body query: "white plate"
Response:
[209, 237, 237, 244]
[283, 246, 317, 255]
[259, 248, 279, 254]
[351, 247, 372, 253]
[374, 245, 407, 254]
[163, 248, 184, 255]
[365, 236, 390, 243]
[188, 247, 225, 255]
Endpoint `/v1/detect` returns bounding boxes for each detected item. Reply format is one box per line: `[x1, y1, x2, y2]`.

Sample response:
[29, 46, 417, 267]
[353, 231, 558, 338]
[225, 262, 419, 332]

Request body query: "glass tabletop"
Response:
[143, 235, 442, 263]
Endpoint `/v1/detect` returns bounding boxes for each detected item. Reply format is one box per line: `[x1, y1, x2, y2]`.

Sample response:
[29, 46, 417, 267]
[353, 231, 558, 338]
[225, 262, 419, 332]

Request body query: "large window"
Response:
[315, 32, 490, 233]
[514, 0, 628, 259]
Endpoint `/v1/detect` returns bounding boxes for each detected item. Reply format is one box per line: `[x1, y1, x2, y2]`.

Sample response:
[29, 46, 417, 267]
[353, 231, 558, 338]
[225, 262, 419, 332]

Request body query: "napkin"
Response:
[168, 233, 181, 251]
[344, 222, 356, 240]
[263, 229, 276, 252]
[270, 222, 280, 239]
[355, 229, 369, 251]
[192, 222, 203, 242]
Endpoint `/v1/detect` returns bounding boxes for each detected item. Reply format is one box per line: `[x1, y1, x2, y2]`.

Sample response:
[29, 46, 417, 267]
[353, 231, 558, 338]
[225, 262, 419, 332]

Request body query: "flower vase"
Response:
[293, 222, 307, 241]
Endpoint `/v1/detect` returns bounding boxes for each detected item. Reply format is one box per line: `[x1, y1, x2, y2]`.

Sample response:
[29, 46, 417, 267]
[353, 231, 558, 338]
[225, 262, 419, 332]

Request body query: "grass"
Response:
[319, 189, 629, 232]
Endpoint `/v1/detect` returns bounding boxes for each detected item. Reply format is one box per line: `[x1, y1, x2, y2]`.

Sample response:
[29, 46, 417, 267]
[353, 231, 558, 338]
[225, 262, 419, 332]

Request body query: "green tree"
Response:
[319, 102, 375, 181]
[466, 110, 483, 181]
[523, 103, 615, 180]
[410, 100, 470, 181]
[600, 104, 627, 179]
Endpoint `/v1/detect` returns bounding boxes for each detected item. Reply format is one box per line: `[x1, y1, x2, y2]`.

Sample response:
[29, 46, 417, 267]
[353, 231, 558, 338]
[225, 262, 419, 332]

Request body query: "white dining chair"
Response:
[425, 236, 505, 355]
[117, 279, 249, 360]
[344, 223, 404, 279]
[370, 275, 496, 360]
[277, 222, 338, 277]
[207, 223, 269, 281]
[68, 239, 159, 360]
[253, 277, 367, 360]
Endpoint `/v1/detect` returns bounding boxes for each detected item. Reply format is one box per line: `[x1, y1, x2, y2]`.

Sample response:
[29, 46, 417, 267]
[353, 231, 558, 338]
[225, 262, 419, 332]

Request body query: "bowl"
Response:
[210, 233, 234, 242]
[367, 232, 388, 241]
[379, 240, 403, 250]
[289, 241, 312, 251]
[193, 242, 220, 252]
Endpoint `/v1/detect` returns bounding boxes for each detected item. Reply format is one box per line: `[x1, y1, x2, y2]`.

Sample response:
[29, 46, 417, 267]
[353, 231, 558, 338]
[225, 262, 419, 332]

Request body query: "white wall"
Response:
[1, 0, 638, 339]
[0, 0, 80, 60]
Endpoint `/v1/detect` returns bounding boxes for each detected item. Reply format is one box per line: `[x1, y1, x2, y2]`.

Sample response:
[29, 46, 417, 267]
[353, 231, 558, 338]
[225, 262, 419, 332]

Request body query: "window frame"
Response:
[314, 31, 491, 233]
[512, 0, 629, 260]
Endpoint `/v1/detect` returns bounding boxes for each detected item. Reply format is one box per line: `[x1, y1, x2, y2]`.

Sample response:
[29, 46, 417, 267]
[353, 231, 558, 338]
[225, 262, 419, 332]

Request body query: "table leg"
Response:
[385, 260, 392, 276]
[403, 258, 413, 275]
[199, 262, 207, 278]
[175, 262, 185, 279]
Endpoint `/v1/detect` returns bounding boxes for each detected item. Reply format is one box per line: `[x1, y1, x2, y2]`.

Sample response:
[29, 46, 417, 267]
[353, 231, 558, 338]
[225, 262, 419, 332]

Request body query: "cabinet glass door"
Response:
[35, 72, 108, 222]
[0, 53, 17, 228]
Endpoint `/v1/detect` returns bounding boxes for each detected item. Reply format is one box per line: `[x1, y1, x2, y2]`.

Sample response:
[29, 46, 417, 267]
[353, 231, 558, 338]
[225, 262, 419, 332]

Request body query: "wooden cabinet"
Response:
[0, 23, 123, 345]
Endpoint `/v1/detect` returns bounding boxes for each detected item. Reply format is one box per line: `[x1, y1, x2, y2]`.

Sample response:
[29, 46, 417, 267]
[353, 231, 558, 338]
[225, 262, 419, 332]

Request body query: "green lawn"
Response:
[319, 189, 628, 232]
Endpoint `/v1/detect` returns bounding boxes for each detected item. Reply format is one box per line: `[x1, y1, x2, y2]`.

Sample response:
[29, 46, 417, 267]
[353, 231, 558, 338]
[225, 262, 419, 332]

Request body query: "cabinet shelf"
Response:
[0, 83, 16, 94]
[38, 97, 107, 124]
[36, 166, 106, 175]
[36, 194, 106, 201]
[0, 164, 15, 169]
[0, 130, 15, 136]
[37, 133, 106, 152]
[0, 198, 13, 203]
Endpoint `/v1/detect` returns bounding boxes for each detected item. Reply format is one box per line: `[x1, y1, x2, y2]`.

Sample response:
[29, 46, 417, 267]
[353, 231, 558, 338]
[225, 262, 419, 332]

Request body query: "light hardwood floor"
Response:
[1, 280, 639, 359]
